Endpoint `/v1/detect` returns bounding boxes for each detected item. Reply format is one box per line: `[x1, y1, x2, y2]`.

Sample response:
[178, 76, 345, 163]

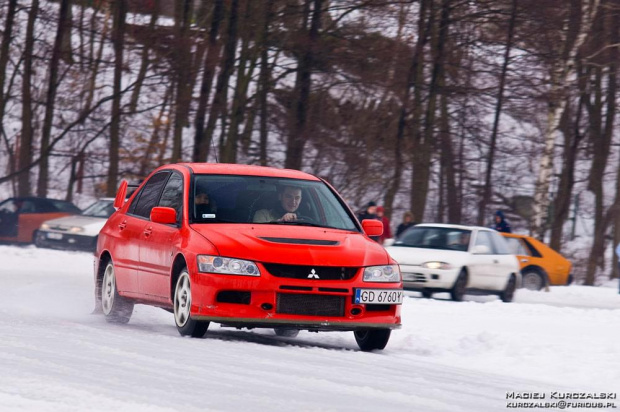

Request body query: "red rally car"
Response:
[94, 163, 402, 351]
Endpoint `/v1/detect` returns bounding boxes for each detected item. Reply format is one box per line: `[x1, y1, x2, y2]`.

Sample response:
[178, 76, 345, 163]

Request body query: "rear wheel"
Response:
[522, 269, 545, 291]
[174, 269, 209, 338]
[500, 274, 517, 303]
[33, 231, 46, 248]
[421, 290, 433, 299]
[101, 262, 134, 323]
[450, 270, 468, 302]
[274, 328, 299, 338]
[354, 329, 391, 351]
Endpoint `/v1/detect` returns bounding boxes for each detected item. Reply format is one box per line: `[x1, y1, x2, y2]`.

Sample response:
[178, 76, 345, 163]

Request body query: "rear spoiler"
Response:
[113, 180, 143, 210]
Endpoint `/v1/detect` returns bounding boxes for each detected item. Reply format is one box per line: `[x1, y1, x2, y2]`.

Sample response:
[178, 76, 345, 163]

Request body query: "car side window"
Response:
[19, 200, 38, 213]
[505, 237, 527, 255]
[158, 172, 183, 224]
[129, 172, 171, 219]
[474, 231, 494, 254]
[490, 232, 511, 254]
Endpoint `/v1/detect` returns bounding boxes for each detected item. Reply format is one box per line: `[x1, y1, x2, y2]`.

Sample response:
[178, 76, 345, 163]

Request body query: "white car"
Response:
[385, 224, 520, 302]
[35, 198, 115, 251]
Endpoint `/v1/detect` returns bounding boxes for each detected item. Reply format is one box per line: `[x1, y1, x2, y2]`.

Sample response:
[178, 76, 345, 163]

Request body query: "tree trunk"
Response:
[202, 0, 239, 162]
[106, 0, 127, 196]
[38, 0, 72, 197]
[129, 0, 160, 113]
[193, 0, 225, 162]
[284, 0, 323, 170]
[257, 0, 275, 166]
[170, 0, 194, 163]
[18, 0, 39, 196]
[477, 0, 517, 225]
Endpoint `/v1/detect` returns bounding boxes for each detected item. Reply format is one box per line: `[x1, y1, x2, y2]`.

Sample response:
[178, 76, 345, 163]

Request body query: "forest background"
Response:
[0, 0, 618, 285]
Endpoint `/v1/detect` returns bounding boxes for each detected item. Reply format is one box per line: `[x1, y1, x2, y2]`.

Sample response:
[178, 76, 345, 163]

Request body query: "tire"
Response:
[566, 274, 574, 285]
[450, 270, 468, 302]
[101, 262, 134, 324]
[521, 269, 545, 291]
[354, 329, 391, 351]
[33, 231, 46, 248]
[500, 274, 517, 303]
[421, 290, 433, 299]
[174, 269, 209, 338]
[274, 328, 300, 338]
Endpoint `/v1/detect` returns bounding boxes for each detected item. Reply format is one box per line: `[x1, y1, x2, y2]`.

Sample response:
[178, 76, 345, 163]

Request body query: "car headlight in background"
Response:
[363, 265, 401, 282]
[40, 223, 50, 230]
[197, 255, 260, 276]
[422, 261, 452, 270]
[69, 226, 84, 233]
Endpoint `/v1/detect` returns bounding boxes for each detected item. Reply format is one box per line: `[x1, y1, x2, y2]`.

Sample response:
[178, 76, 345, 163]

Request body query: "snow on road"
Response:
[0, 245, 618, 411]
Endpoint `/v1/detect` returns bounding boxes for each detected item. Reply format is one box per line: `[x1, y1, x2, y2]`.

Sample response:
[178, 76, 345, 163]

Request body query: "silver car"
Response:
[35, 198, 115, 251]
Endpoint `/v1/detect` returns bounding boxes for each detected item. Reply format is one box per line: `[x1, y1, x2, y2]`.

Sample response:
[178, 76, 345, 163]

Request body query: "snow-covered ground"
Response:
[0, 245, 618, 411]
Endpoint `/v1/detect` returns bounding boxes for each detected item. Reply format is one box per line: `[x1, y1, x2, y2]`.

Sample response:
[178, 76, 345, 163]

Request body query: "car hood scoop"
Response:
[258, 237, 339, 246]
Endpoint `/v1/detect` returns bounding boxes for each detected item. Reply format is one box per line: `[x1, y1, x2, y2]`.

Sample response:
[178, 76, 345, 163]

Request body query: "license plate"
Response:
[47, 232, 63, 240]
[354, 289, 403, 305]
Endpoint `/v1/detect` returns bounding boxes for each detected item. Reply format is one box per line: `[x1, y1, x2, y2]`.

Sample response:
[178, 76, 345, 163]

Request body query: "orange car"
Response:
[0, 197, 81, 244]
[501, 233, 573, 290]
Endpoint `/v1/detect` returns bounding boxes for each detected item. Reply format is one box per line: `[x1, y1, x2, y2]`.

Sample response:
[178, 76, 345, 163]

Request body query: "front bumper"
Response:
[400, 265, 460, 291]
[189, 265, 402, 331]
[36, 230, 96, 251]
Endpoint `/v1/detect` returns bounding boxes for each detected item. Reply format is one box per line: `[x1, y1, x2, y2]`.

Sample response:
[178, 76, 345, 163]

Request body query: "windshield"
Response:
[191, 175, 359, 231]
[81, 200, 115, 218]
[394, 226, 472, 251]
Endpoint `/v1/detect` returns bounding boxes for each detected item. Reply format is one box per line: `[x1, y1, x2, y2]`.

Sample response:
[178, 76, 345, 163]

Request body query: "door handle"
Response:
[520, 258, 529, 263]
[143, 227, 152, 237]
[118, 221, 127, 230]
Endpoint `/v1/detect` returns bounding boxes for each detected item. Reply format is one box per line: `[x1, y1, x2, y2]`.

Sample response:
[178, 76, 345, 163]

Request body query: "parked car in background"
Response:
[35, 198, 115, 251]
[0, 197, 81, 244]
[385, 224, 520, 302]
[94, 163, 403, 351]
[501, 233, 573, 290]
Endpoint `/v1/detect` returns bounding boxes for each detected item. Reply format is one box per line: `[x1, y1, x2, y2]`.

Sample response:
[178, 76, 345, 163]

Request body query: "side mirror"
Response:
[472, 244, 490, 254]
[362, 219, 383, 237]
[113, 180, 128, 210]
[151, 207, 177, 225]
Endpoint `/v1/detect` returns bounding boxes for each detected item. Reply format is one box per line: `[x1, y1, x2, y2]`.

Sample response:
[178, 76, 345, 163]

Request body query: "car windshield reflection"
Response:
[81, 200, 115, 218]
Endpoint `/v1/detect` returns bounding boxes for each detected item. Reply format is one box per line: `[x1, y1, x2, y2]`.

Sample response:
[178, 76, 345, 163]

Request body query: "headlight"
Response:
[69, 226, 84, 233]
[41, 223, 50, 230]
[422, 261, 452, 270]
[363, 265, 400, 282]
[197, 255, 260, 276]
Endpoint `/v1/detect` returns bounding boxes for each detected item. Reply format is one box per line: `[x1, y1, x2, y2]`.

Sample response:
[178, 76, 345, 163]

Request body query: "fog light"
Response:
[350, 307, 362, 316]
[261, 303, 273, 311]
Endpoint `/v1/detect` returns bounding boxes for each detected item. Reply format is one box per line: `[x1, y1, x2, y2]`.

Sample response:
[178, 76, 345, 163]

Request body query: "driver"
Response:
[253, 185, 302, 223]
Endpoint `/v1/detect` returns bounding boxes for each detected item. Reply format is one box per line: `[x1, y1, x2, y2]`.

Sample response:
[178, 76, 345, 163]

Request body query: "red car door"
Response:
[138, 172, 184, 300]
[119, 171, 171, 297]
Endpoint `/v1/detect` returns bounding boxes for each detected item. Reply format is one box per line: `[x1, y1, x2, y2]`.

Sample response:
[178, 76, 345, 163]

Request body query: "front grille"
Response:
[49, 226, 69, 232]
[264, 264, 358, 280]
[402, 272, 426, 282]
[276, 293, 345, 317]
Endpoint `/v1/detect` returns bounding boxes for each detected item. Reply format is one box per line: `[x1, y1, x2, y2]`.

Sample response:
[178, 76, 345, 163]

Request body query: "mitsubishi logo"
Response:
[307, 269, 320, 279]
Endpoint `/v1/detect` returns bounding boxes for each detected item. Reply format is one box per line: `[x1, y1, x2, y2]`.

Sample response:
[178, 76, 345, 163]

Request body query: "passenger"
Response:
[253, 185, 303, 223]
[195, 191, 216, 217]
[396, 211, 416, 237]
[376, 206, 392, 245]
[494, 210, 512, 233]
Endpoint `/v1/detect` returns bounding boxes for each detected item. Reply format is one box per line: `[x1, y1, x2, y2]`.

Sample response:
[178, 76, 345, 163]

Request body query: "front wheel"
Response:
[500, 274, 517, 303]
[174, 270, 209, 338]
[274, 328, 299, 338]
[450, 270, 468, 302]
[354, 329, 391, 351]
[101, 262, 134, 323]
